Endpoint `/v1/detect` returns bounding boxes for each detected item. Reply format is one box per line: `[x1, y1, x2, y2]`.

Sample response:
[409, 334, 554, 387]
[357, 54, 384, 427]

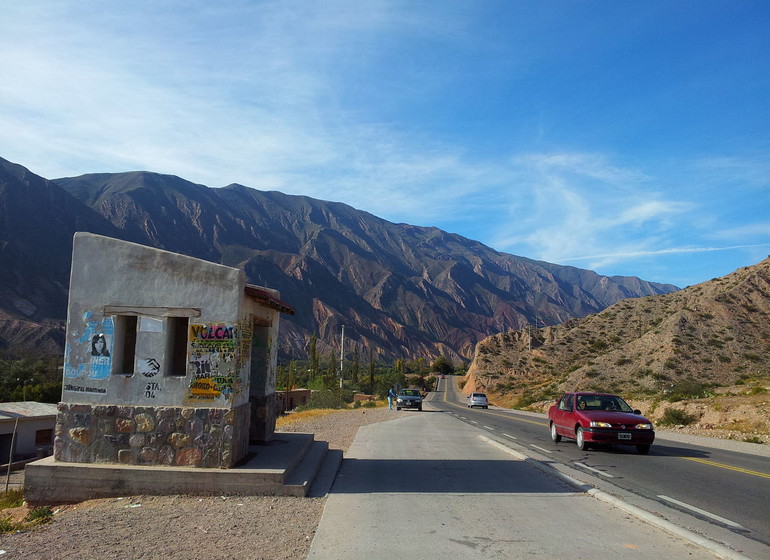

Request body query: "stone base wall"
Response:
[54, 402, 250, 469]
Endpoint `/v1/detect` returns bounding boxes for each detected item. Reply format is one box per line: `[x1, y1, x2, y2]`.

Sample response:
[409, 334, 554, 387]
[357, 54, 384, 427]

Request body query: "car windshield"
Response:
[401, 389, 420, 396]
[576, 395, 633, 412]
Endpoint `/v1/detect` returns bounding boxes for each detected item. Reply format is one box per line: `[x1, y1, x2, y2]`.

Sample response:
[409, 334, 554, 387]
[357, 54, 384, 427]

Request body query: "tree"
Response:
[368, 348, 376, 394]
[395, 358, 404, 374]
[432, 355, 455, 375]
[309, 334, 319, 379]
[352, 344, 360, 384]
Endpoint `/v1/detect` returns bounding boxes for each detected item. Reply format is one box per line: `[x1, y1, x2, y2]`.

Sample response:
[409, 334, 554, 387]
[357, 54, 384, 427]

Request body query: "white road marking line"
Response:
[483, 425, 495, 430]
[574, 462, 615, 478]
[470, 420, 478, 424]
[529, 444, 552, 454]
[502, 433, 517, 440]
[658, 495, 746, 530]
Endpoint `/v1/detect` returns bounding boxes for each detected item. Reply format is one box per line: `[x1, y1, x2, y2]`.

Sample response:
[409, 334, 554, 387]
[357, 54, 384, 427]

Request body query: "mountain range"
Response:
[0, 156, 678, 362]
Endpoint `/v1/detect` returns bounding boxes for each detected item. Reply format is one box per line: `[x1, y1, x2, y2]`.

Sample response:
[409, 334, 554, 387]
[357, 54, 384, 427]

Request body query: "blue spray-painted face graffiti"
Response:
[65, 312, 115, 380]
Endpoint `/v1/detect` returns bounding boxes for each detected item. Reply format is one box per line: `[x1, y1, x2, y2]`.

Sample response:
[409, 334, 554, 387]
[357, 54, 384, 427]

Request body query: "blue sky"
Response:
[1, 1, 768, 288]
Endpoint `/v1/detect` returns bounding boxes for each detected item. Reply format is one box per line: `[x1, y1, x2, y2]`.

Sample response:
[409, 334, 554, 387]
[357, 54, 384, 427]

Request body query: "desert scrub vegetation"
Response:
[658, 408, 698, 426]
[665, 379, 714, 401]
[0, 489, 54, 533]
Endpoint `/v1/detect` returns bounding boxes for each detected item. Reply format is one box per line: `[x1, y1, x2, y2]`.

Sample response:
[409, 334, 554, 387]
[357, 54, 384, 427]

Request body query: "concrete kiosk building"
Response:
[25, 233, 297, 502]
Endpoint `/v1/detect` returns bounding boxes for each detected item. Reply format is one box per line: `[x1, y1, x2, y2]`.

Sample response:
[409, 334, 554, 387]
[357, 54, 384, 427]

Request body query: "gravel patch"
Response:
[0, 407, 398, 560]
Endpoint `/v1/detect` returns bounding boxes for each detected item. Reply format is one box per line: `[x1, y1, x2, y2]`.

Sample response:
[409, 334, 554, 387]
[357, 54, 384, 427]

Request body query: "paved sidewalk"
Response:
[307, 409, 727, 559]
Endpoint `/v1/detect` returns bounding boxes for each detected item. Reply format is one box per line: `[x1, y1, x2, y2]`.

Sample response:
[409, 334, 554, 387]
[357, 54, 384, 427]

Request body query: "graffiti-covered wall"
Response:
[55, 233, 288, 467]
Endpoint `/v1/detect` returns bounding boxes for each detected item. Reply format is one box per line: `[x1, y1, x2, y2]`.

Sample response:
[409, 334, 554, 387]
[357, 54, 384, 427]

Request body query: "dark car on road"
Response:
[548, 392, 655, 454]
[396, 388, 423, 411]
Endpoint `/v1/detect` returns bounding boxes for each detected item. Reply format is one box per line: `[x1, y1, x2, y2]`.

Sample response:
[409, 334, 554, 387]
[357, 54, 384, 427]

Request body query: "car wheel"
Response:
[576, 427, 588, 450]
[550, 422, 562, 443]
[636, 444, 650, 454]
[484, 406, 488, 409]
[418, 406, 422, 411]
[396, 407, 401, 411]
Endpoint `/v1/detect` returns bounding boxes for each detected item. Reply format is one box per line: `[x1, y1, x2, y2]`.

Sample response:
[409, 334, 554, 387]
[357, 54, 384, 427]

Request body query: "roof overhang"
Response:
[245, 285, 295, 315]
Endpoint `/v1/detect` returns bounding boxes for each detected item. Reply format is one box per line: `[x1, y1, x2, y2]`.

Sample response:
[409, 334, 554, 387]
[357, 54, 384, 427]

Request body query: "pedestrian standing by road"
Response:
[387, 386, 397, 409]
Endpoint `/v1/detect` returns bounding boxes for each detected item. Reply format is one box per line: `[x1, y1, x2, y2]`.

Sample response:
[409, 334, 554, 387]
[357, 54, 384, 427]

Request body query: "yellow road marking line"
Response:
[682, 457, 770, 479]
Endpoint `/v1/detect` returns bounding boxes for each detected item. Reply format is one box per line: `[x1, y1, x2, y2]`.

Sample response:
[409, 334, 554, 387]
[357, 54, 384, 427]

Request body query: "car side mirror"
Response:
[633, 409, 642, 415]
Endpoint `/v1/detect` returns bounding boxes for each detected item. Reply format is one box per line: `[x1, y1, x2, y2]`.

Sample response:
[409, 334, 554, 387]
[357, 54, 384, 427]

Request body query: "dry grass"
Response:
[276, 408, 341, 427]
[276, 401, 388, 428]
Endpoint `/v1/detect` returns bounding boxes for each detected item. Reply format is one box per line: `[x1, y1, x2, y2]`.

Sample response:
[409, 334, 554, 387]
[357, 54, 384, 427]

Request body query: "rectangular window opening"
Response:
[167, 316, 189, 376]
[113, 315, 138, 375]
[35, 429, 53, 446]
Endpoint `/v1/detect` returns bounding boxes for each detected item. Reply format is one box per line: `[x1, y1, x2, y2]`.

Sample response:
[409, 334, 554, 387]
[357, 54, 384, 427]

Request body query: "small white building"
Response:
[0, 402, 57, 465]
[54, 233, 293, 469]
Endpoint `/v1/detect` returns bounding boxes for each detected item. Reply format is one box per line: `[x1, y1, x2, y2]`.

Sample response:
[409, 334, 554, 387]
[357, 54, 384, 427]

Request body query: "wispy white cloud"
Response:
[1, 2, 769, 287]
[560, 244, 770, 263]
[489, 152, 696, 269]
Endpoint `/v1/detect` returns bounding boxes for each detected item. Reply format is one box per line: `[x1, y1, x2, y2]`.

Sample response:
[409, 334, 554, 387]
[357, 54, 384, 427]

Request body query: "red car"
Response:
[548, 392, 655, 454]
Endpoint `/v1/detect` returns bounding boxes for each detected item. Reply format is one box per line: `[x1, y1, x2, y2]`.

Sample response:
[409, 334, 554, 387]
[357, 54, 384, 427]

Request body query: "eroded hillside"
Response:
[464, 258, 770, 440]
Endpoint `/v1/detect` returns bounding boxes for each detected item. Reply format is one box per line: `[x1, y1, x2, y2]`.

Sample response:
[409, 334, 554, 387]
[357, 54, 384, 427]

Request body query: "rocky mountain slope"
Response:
[464, 257, 770, 437]
[0, 156, 678, 362]
[0, 159, 129, 356]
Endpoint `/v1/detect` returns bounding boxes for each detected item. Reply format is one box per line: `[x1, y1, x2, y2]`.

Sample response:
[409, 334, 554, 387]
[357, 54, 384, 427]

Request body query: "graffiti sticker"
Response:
[187, 323, 238, 401]
[138, 358, 161, 377]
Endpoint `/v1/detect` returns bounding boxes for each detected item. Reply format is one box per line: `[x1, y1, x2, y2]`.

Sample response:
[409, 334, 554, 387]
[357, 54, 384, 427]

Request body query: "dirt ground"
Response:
[0, 406, 397, 560]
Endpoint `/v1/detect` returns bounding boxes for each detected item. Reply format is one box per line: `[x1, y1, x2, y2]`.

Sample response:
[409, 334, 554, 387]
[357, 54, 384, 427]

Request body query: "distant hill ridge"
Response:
[0, 156, 678, 361]
[465, 257, 770, 401]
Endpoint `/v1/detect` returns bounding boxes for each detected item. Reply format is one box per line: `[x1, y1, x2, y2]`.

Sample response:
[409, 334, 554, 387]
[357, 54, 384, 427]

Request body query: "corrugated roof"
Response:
[0, 402, 58, 420]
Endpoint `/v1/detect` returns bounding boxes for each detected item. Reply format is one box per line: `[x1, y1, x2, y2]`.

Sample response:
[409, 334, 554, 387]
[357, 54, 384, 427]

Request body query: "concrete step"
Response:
[282, 440, 330, 496]
[24, 432, 333, 504]
[307, 448, 343, 498]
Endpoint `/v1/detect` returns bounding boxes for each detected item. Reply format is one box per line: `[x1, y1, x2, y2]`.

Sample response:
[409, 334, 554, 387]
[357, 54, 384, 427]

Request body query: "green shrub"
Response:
[0, 515, 16, 533]
[747, 386, 768, 395]
[296, 389, 353, 411]
[589, 340, 609, 352]
[0, 489, 24, 510]
[25, 506, 53, 524]
[666, 379, 713, 401]
[515, 388, 558, 409]
[659, 408, 697, 426]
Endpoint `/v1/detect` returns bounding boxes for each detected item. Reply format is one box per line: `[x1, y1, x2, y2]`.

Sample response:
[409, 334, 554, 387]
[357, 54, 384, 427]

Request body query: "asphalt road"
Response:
[308, 400, 731, 559]
[435, 375, 770, 554]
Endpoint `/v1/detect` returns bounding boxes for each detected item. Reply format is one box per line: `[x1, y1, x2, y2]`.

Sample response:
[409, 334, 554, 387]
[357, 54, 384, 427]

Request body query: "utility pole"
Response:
[339, 325, 345, 389]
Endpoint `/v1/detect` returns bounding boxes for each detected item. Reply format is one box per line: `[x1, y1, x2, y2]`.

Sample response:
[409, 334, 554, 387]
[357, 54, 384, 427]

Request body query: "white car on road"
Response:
[467, 392, 488, 409]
